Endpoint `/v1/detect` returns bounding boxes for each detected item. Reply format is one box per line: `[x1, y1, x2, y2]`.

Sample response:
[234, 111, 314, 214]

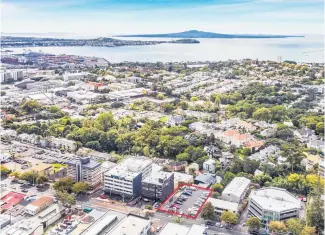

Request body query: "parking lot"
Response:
[157, 184, 212, 219]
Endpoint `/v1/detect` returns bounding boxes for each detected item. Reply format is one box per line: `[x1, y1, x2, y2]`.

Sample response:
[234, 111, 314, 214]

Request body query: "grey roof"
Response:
[67, 157, 100, 169]
[195, 173, 216, 185]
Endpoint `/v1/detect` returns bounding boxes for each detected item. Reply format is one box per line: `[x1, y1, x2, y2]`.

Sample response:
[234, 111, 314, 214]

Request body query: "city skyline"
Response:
[1, 0, 324, 37]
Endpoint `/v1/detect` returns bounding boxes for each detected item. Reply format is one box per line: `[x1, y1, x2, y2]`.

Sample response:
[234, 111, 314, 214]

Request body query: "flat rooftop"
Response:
[208, 198, 239, 212]
[250, 187, 301, 212]
[105, 156, 152, 180]
[142, 171, 173, 185]
[222, 177, 251, 197]
[108, 215, 150, 235]
[158, 223, 190, 235]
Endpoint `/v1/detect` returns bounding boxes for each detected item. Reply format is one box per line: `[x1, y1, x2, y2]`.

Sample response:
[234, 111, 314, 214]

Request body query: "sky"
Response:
[1, 0, 324, 37]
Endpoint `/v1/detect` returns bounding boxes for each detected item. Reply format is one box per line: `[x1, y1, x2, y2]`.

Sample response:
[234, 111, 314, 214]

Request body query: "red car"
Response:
[100, 194, 108, 199]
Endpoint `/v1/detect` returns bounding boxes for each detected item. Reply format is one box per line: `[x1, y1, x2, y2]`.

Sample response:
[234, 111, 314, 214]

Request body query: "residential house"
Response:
[203, 159, 216, 173]
[244, 140, 264, 153]
[235, 121, 257, 132]
[301, 152, 322, 171]
[260, 128, 276, 137]
[166, 115, 185, 126]
[167, 161, 187, 172]
[204, 145, 222, 158]
[294, 128, 316, 142]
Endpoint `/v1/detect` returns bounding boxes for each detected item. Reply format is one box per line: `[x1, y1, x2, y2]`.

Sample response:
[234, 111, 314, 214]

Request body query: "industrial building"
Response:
[221, 177, 251, 203]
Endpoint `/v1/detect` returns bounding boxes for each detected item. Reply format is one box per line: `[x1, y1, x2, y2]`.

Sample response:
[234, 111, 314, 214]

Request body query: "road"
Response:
[77, 197, 248, 235]
[1, 180, 248, 235]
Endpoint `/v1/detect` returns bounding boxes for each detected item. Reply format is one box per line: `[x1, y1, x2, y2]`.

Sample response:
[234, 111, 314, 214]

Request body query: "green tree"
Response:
[268, 221, 288, 233]
[20, 172, 38, 183]
[9, 171, 20, 179]
[306, 195, 324, 234]
[72, 182, 89, 194]
[55, 190, 76, 205]
[252, 107, 272, 122]
[246, 217, 261, 231]
[173, 217, 181, 224]
[211, 192, 220, 198]
[201, 202, 216, 220]
[190, 96, 199, 102]
[0, 165, 11, 176]
[220, 211, 238, 224]
[156, 93, 165, 100]
[95, 112, 116, 131]
[300, 226, 317, 235]
[21, 100, 41, 113]
[36, 175, 48, 184]
[316, 122, 324, 135]
[286, 218, 304, 235]
[176, 152, 190, 162]
[211, 183, 223, 193]
[53, 177, 74, 192]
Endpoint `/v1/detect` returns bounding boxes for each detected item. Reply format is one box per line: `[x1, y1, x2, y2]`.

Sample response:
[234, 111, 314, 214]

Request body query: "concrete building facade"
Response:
[67, 157, 101, 188]
[248, 187, 301, 223]
[141, 171, 174, 201]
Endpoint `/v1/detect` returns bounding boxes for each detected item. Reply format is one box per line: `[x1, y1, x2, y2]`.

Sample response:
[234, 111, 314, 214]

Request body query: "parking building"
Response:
[141, 171, 174, 201]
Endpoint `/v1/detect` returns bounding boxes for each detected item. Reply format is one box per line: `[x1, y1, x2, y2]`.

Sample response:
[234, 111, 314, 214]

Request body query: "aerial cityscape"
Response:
[0, 0, 324, 235]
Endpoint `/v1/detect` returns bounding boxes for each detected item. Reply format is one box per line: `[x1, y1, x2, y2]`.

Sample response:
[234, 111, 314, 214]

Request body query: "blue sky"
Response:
[1, 0, 324, 36]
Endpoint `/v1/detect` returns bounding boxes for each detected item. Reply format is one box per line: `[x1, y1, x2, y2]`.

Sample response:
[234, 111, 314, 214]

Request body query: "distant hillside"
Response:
[117, 30, 304, 39]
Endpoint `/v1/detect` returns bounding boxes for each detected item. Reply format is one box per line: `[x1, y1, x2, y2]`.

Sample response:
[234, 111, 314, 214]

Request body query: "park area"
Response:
[157, 184, 212, 219]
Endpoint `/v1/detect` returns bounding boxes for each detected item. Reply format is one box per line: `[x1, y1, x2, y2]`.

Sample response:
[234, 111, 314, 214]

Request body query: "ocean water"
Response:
[7, 36, 324, 63]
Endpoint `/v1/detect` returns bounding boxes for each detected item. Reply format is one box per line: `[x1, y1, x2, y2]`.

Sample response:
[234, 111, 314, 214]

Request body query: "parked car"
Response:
[205, 221, 214, 226]
[21, 189, 28, 193]
[100, 194, 108, 199]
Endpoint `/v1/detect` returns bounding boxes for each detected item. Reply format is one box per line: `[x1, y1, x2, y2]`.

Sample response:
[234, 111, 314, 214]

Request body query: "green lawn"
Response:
[159, 116, 168, 123]
[51, 163, 67, 171]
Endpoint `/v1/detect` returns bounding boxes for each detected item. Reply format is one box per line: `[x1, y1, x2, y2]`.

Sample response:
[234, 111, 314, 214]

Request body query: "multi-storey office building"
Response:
[248, 187, 301, 223]
[67, 157, 101, 188]
[104, 156, 152, 198]
[141, 171, 174, 201]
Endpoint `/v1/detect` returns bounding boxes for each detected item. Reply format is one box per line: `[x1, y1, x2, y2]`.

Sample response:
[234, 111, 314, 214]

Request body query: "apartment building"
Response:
[49, 137, 77, 152]
[248, 187, 301, 223]
[67, 157, 101, 188]
[1, 69, 25, 83]
[222, 177, 251, 203]
[141, 171, 174, 201]
[104, 156, 152, 198]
